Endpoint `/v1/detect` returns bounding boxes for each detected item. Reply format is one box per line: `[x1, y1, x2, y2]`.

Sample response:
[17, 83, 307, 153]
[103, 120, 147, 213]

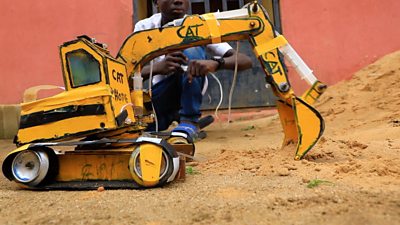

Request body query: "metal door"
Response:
[188, 0, 282, 109]
[133, 0, 282, 109]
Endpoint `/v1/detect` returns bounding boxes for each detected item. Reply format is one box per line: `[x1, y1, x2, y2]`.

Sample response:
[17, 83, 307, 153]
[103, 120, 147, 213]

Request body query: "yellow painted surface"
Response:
[139, 143, 163, 187]
[6, 144, 30, 157]
[247, 8, 293, 101]
[17, 115, 115, 144]
[57, 150, 133, 181]
[203, 13, 221, 44]
[293, 98, 323, 159]
[276, 100, 298, 147]
[131, 90, 144, 109]
[106, 58, 135, 122]
[17, 88, 119, 144]
[118, 16, 261, 75]
[301, 81, 327, 105]
[60, 40, 107, 91]
[20, 85, 111, 114]
[254, 35, 288, 58]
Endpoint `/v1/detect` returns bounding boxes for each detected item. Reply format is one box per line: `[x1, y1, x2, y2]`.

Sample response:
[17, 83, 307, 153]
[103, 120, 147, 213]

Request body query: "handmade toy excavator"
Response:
[2, 3, 326, 189]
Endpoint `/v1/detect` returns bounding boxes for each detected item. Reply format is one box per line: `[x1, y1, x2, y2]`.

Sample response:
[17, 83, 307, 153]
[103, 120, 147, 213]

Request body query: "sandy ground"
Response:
[0, 51, 399, 225]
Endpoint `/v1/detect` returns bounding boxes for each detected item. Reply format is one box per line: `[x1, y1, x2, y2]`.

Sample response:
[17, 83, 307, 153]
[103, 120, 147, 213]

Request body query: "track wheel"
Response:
[167, 136, 195, 161]
[11, 148, 57, 187]
[129, 143, 175, 188]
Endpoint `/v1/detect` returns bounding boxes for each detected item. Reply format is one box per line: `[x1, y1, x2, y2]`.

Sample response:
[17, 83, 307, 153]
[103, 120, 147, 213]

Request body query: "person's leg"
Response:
[146, 74, 181, 131]
[172, 47, 207, 139]
[179, 76, 204, 123]
[148, 46, 206, 134]
[179, 47, 206, 124]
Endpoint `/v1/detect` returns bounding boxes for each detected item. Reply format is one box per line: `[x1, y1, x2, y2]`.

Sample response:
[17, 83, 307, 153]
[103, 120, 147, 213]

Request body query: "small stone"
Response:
[332, 197, 342, 204]
[244, 133, 255, 137]
[286, 165, 298, 171]
[97, 186, 105, 192]
[302, 178, 310, 183]
[277, 169, 290, 176]
[186, 162, 199, 167]
[287, 197, 296, 202]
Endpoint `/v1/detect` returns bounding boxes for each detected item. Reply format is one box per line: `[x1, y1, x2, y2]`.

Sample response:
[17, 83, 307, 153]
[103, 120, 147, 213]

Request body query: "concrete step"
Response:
[0, 104, 20, 139]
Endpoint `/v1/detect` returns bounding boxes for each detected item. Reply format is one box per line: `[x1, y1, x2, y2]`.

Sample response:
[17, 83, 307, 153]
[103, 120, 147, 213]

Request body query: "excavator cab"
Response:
[3, 36, 184, 190]
[15, 36, 138, 145]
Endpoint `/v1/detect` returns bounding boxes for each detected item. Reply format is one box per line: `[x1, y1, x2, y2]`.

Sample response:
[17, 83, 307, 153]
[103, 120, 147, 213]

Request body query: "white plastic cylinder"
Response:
[133, 72, 143, 90]
[279, 43, 317, 85]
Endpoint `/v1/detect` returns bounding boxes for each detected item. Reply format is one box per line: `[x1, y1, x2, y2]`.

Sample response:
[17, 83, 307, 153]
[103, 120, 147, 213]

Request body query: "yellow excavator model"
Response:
[2, 2, 326, 189]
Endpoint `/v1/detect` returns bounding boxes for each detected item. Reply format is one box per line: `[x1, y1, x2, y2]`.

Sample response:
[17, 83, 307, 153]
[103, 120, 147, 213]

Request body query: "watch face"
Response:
[211, 56, 225, 69]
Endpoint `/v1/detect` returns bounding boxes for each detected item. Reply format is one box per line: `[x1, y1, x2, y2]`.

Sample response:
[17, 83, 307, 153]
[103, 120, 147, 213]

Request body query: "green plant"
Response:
[307, 179, 333, 188]
[186, 166, 199, 175]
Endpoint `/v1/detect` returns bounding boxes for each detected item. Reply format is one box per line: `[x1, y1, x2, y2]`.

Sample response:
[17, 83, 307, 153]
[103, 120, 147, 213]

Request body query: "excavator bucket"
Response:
[277, 97, 325, 160]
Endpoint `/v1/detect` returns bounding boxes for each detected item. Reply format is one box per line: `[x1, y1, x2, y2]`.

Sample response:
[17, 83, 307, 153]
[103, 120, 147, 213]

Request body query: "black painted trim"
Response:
[19, 104, 106, 129]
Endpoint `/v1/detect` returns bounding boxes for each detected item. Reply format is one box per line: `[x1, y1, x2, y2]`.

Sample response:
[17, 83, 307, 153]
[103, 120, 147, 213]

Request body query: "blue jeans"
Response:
[147, 47, 206, 131]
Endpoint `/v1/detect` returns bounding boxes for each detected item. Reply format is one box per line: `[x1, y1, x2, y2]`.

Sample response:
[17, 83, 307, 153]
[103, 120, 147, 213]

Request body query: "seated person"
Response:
[134, 0, 252, 139]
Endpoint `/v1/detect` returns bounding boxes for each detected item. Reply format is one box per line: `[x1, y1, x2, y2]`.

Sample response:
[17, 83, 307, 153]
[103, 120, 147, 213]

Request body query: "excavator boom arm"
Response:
[118, 3, 326, 159]
[117, 9, 262, 75]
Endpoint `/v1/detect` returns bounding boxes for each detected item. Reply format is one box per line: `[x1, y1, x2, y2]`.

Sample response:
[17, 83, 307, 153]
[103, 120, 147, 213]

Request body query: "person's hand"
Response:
[187, 59, 219, 83]
[154, 51, 187, 75]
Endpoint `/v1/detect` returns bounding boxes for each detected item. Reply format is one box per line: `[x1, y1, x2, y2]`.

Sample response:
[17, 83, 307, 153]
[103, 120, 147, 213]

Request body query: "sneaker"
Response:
[171, 121, 200, 142]
[198, 115, 214, 129]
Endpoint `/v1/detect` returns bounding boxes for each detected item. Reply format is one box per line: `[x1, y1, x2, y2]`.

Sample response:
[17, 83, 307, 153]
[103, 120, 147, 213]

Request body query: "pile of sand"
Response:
[317, 50, 400, 130]
[197, 50, 400, 189]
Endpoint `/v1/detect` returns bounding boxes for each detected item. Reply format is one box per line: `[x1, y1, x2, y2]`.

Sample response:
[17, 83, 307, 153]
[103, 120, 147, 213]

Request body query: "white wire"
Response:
[227, 41, 240, 125]
[149, 60, 153, 92]
[208, 72, 223, 120]
[148, 60, 158, 132]
[152, 102, 159, 132]
[120, 103, 134, 113]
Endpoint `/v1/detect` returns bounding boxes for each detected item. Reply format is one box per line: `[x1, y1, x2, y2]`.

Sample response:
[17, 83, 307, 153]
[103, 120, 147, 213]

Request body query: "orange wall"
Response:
[0, 0, 133, 104]
[280, 0, 400, 93]
[1, 1, 399, 103]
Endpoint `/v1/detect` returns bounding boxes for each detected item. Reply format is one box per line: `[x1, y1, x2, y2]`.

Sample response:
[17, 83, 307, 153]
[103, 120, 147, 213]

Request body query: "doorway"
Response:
[133, 0, 282, 109]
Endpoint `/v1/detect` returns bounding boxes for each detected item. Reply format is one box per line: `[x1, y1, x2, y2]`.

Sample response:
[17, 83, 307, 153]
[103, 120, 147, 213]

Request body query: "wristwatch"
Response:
[211, 56, 225, 70]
